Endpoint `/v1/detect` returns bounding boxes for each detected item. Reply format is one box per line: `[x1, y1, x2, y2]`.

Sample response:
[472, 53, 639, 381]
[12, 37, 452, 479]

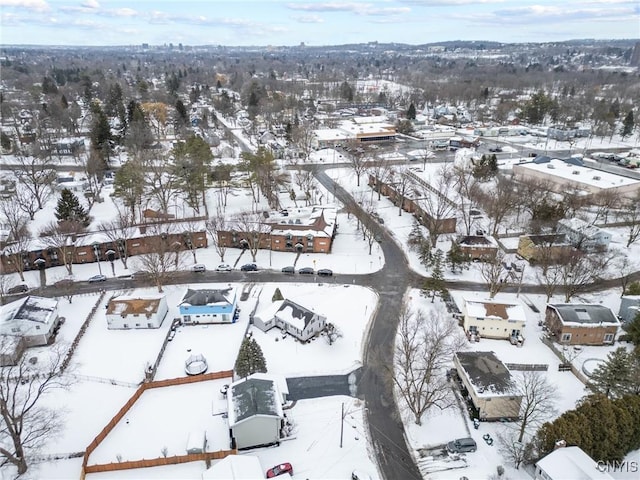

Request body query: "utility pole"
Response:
[340, 402, 344, 448]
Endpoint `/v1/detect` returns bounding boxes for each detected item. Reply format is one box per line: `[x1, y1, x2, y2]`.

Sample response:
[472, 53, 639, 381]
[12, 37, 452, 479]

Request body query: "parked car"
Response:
[7, 284, 29, 294]
[317, 269, 333, 277]
[191, 263, 206, 272]
[88, 274, 107, 283]
[298, 267, 315, 275]
[281, 266, 295, 274]
[167, 330, 176, 342]
[489, 146, 502, 152]
[447, 437, 477, 453]
[240, 263, 258, 272]
[266, 463, 293, 478]
[215, 263, 232, 272]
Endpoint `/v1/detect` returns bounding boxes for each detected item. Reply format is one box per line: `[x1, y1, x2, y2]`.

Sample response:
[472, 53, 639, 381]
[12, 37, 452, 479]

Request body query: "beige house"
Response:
[454, 351, 522, 421]
[462, 298, 526, 342]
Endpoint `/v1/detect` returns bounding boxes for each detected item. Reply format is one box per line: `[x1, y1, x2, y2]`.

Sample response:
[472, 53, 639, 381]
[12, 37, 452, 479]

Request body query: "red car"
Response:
[266, 462, 293, 478]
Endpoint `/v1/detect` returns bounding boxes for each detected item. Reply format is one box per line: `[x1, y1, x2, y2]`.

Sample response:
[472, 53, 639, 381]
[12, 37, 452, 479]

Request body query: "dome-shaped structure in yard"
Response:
[185, 353, 208, 376]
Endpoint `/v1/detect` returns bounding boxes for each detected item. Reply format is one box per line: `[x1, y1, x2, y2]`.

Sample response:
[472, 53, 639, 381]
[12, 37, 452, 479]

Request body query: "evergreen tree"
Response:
[447, 242, 469, 273]
[407, 103, 417, 120]
[175, 100, 188, 126]
[621, 110, 635, 139]
[272, 288, 284, 302]
[339, 81, 353, 101]
[60, 94, 68, 109]
[234, 337, 267, 379]
[55, 188, 90, 227]
[588, 347, 636, 399]
[89, 104, 112, 163]
[407, 221, 425, 251]
[422, 249, 445, 302]
[418, 238, 432, 267]
[626, 311, 640, 349]
[625, 281, 640, 295]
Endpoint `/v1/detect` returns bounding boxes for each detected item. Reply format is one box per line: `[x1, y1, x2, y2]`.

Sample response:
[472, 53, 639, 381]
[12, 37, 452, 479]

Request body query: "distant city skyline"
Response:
[1, 0, 638, 47]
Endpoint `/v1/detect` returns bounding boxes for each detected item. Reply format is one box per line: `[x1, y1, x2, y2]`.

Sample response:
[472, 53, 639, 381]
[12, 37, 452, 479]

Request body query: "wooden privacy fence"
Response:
[80, 369, 233, 479]
[61, 291, 107, 373]
[84, 449, 236, 474]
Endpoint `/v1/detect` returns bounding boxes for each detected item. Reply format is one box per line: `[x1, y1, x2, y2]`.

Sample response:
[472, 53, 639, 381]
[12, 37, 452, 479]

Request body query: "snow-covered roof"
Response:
[275, 299, 323, 332]
[180, 288, 235, 307]
[464, 299, 526, 323]
[536, 446, 613, 480]
[548, 304, 619, 327]
[202, 454, 263, 479]
[106, 296, 165, 316]
[0, 296, 58, 337]
[558, 217, 610, 239]
[227, 376, 284, 427]
[455, 351, 516, 397]
[269, 206, 337, 238]
[515, 158, 640, 190]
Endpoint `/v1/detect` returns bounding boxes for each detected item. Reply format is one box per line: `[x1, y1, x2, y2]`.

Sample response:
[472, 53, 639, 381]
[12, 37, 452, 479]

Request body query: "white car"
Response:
[191, 264, 206, 272]
[216, 264, 232, 272]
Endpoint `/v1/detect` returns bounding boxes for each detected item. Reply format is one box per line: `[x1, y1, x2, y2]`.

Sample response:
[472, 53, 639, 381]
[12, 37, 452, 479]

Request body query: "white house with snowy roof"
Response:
[462, 298, 526, 342]
[105, 295, 168, 329]
[226, 374, 285, 450]
[557, 217, 611, 251]
[0, 296, 59, 347]
[252, 298, 326, 341]
[453, 351, 522, 421]
[535, 445, 613, 480]
[179, 288, 238, 324]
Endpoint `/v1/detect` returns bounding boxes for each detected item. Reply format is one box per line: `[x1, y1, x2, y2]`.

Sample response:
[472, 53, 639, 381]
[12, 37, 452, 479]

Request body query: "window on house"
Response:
[561, 333, 572, 342]
[135, 324, 140, 327]
[147, 323, 153, 328]
[604, 333, 614, 343]
[124, 324, 129, 328]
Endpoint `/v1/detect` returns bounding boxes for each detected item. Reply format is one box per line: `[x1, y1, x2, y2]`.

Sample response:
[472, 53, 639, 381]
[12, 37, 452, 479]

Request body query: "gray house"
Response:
[252, 298, 326, 342]
[557, 218, 611, 251]
[227, 375, 285, 450]
[619, 295, 640, 324]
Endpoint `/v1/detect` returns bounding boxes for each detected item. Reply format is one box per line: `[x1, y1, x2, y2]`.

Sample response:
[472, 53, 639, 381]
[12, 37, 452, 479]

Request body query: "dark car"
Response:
[88, 274, 107, 283]
[240, 263, 258, 272]
[266, 463, 293, 478]
[447, 437, 477, 453]
[7, 284, 29, 294]
[298, 267, 314, 275]
[317, 269, 333, 277]
[488, 146, 502, 153]
[281, 266, 295, 274]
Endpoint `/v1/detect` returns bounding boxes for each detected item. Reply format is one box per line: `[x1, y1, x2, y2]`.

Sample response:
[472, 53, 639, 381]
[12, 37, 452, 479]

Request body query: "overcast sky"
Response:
[1, 0, 638, 47]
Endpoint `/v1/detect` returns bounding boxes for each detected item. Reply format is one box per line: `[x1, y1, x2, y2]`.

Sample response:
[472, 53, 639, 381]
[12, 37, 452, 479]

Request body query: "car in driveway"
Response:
[447, 437, 477, 453]
[298, 267, 314, 275]
[317, 268, 333, 277]
[281, 266, 295, 274]
[266, 463, 293, 478]
[488, 146, 502, 152]
[88, 274, 107, 283]
[7, 284, 29, 294]
[216, 263, 232, 272]
[240, 263, 258, 272]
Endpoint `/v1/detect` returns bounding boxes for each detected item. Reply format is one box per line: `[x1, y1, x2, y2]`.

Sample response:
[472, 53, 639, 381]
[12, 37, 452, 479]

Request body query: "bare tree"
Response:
[477, 176, 519, 237]
[14, 184, 39, 221]
[391, 306, 466, 425]
[557, 250, 599, 302]
[205, 209, 229, 262]
[133, 226, 183, 293]
[346, 144, 370, 187]
[452, 164, 480, 236]
[231, 211, 271, 263]
[99, 211, 136, 270]
[513, 371, 558, 443]
[479, 251, 507, 299]
[145, 161, 180, 215]
[591, 189, 621, 225]
[13, 152, 56, 210]
[0, 339, 72, 475]
[496, 428, 531, 470]
[621, 192, 640, 247]
[39, 221, 84, 275]
[413, 165, 457, 246]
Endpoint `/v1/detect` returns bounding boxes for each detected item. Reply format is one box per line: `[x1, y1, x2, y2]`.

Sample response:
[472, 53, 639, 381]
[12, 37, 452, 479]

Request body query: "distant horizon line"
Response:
[2, 38, 639, 50]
